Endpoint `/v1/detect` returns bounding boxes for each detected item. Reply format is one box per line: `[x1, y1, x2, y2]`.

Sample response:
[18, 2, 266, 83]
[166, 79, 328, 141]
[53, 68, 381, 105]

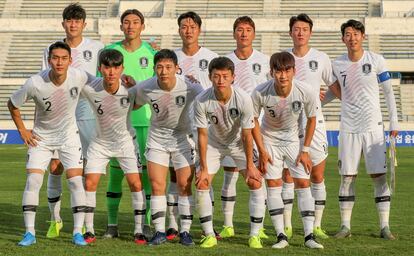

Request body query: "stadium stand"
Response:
[279, 0, 369, 17]
[174, 0, 264, 18]
[379, 35, 414, 59]
[0, 0, 6, 16]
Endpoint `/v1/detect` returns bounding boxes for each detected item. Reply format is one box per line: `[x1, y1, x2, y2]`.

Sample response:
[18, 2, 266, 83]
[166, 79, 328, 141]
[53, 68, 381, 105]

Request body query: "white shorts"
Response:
[300, 120, 328, 166]
[146, 139, 195, 170]
[85, 138, 141, 175]
[199, 144, 247, 175]
[338, 130, 387, 175]
[27, 139, 83, 170]
[264, 143, 310, 180]
[77, 119, 97, 158]
[221, 146, 258, 168]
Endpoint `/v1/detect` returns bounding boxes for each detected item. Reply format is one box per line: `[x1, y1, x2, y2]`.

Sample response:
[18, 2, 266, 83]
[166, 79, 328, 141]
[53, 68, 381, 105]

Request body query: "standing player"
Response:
[194, 57, 265, 249]
[329, 20, 398, 240]
[165, 11, 219, 239]
[8, 42, 90, 246]
[82, 49, 147, 245]
[251, 52, 323, 249]
[282, 13, 337, 240]
[131, 49, 204, 246]
[41, 3, 104, 238]
[103, 9, 156, 238]
[221, 16, 270, 239]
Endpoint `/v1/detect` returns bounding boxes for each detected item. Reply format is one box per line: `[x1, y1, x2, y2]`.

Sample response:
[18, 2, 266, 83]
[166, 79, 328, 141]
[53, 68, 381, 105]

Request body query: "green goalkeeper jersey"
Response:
[105, 41, 156, 127]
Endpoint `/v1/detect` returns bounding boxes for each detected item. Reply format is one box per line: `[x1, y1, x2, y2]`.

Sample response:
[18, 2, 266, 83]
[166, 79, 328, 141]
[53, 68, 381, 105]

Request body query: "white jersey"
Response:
[175, 47, 219, 89]
[226, 49, 270, 95]
[194, 86, 255, 149]
[10, 67, 90, 146]
[81, 78, 135, 147]
[132, 75, 204, 149]
[251, 79, 317, 146]
[332, 50, 398, 133]
[42, 37, 104, 121]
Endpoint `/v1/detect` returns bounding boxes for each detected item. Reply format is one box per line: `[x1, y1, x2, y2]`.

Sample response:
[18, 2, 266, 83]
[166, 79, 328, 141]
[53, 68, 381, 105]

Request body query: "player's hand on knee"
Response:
[296, 152, 312, 174]
[245, 166, 262, 184]
[195, 169, 210, 189]
[19, 129, 39, 147]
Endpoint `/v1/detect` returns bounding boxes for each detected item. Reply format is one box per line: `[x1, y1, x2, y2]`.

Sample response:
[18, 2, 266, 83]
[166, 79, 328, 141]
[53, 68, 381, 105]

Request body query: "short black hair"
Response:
[289, 13, 313, 32]
[270, 52, 295, 71]
[177, 11, 202, 27]
[62, 3, 86, 21]
[99, 49, 123, 67]
[48, 41, 71, 59]
[154, 49, 178, 65]
[120, 9, 144, 24]
[208, 57, 235, 75]
[233, 16, 255, 32]
[341, 19, 365, 36]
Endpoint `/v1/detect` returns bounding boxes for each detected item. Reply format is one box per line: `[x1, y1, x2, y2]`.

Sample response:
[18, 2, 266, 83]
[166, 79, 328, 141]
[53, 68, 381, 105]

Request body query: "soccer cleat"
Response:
[73, 233, 87, 246]
[148, 231, 167, 246]
[134, 233, 147, 245]
[83, 232, 96, 244]
[284, 226, 293, 240]
[46, 220, 63, 238]
[314, 227, 329, 239]
[179, 231, 195, 246]
[166, 228, 179, 240]
[143, 224, 152, 239]
[304, 233, 324, 249]
[334, 225, 351, 239]
[219, 226, 235, 238]
[103, 225, 120, 239]
[258, 228, 269, 239]
[248, 235, 263, 249]
[380, 227, 396, 240]
[82, 226, 86, 235]
[200, 235, 217, 248]
[18, 232, 36, 246]
[272, 233, 289, 249]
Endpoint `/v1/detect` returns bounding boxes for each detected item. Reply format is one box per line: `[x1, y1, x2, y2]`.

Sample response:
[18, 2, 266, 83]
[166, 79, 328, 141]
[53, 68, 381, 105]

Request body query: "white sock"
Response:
[267, 186, 285, 236]
[311, 181, 326, 228]
[151, 195, 167, 232]
[209, 186, 215, 214]
[259, 180, 267, 230]
[282, 182, 294, 229]
[339, 176, 356, 229]
[373, 175, 391, 229]
[179, 195, 194, 233]
[132, 191, 146, 234]
[85, 191, 96, 234]
[249, 188, 265, 237]
[296, 187, 315, 237]
[197, 190, 214, 236]
[167, 182, 179, 230]
[22, 173, 43, 235]
[221, 171, 238, 227]
[67, 176, 86, 235]
[47, 174, 62, 222]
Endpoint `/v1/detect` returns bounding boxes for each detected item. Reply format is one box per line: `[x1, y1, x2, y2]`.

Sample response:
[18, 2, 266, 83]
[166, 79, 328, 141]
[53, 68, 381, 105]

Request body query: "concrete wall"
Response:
[381, 0, 414, 16]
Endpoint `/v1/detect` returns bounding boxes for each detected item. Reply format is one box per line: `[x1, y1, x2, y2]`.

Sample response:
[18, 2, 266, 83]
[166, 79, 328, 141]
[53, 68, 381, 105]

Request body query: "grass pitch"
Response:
[0, 145, 413, 256]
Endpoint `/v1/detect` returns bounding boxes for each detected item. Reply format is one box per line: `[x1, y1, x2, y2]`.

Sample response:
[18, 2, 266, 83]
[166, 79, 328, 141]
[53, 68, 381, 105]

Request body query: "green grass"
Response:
[0, 145, 413, 255]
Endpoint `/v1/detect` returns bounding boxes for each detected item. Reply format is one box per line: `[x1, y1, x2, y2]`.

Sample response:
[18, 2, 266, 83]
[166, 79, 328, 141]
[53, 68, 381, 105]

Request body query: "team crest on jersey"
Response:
[309, 60, 318, 71]
[199, 59, 208, 71]
[139, 57, 149, 68]
[83, 50, 92, 61]
[252, 63, 261, 74]
[175, 95, 186, 106]
[120, 97, 130, 108]
[291, 101, 302, 113]
[70, 87, 79, 98]
[362, 63, 372, 74]
[229, 108, 240, 118]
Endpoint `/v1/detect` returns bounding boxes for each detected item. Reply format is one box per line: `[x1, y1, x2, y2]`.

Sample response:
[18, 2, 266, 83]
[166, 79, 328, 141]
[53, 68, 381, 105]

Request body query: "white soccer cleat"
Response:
[272, 233, 289, 249]
[304, 234, 324, 249]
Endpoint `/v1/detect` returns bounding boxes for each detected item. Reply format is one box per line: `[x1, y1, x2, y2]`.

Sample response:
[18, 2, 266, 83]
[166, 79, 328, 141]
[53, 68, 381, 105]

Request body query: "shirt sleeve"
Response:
[134, 83, 147, 106]
[241, 94, 255, 129]
[251, 88, 262, 118]
[193, 96, 208, 129]
[304, 87, 317, 118]
[10, 78, 34, 108]
[321, 54, 336, 86]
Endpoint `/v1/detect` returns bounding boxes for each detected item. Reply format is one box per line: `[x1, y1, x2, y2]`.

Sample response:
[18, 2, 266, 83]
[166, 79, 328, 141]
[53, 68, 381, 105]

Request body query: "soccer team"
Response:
[8, 3, 399, 250]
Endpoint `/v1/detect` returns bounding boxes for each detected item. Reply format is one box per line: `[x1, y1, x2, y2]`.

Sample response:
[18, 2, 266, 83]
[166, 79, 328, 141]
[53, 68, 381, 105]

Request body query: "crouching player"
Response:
[251, 52, 323, 249]
[8, 42, 90, 246]
[194, 57, 265, 248]
[82, 49, 147, 244]
[131, 49, 204, 246]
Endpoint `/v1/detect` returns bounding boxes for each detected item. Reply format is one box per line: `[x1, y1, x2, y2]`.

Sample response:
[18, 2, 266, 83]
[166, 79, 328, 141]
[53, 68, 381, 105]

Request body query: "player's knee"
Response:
[266, 178, 282, 187]
[85, 177, 98, 191]
[282, 168, 293, 182]
[25, 172, 44, 192]
[196, 182, 209, 190]
[310, 171, 324, 183]
[247, 179, 261, 190]
[339, 175, 356, 196]
[293, 178, 310, 189]
[177, 181, 192, 195]
[372, 174, 390, 197]
[50, 160, 64, 175]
